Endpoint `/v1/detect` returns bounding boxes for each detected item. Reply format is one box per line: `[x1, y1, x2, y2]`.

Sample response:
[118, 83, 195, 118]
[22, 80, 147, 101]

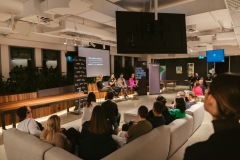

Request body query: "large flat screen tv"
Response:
[116, 11, 187, 54]
[206, 49, 225, 62]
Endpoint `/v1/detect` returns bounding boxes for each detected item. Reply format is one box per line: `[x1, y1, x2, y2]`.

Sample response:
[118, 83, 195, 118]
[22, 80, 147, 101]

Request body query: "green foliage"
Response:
[0, 66, 73, 96]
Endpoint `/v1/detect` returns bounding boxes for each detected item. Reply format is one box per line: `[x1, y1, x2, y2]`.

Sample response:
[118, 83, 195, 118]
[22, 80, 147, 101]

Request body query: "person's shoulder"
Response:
[55, 132, 66, 138]
[82, 121, 90, 128]
[184, 141, 209, 159]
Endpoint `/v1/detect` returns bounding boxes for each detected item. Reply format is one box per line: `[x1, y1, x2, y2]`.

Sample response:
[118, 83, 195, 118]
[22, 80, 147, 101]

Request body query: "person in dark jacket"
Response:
[147, 95, 173, 125]
[148, 101, 166, 128]
[184, 73, 240, 160]
[101, 91, 121, 134]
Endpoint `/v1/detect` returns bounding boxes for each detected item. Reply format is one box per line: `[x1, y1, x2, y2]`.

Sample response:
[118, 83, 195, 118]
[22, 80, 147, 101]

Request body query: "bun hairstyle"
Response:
[209, 73, 240, 119]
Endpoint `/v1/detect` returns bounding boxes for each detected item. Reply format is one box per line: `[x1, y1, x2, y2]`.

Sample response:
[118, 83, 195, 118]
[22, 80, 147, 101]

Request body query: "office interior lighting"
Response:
[64, 38, 67, 45]
[90, 42, 96, 47]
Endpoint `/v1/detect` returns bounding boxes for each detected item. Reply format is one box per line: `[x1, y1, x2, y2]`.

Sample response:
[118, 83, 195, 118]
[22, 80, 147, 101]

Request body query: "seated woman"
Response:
[129, 73, 139, 95]
[79, 92, 97, 131]
[78, 105, 118, 160]
[96, 74, 113, 92]
[192, 81, 204, 96]
[169, 96, 186, 120]
[40, 115, 72, 152]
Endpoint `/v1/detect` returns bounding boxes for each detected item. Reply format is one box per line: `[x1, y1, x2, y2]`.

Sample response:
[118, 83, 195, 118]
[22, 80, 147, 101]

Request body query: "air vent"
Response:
[40, 16, 53, 23]
[186, 24, 198, 33]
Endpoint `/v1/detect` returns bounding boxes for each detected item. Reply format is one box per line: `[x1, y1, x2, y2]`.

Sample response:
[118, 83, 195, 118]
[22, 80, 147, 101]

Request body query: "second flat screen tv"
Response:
[206, 49, 225, 62]
[116, 11, 187, 54]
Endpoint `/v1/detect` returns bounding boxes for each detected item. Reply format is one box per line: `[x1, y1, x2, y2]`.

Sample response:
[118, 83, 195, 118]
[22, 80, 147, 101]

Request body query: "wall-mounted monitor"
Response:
[116, 11, 187, 54]
[206, 49, 225, 62]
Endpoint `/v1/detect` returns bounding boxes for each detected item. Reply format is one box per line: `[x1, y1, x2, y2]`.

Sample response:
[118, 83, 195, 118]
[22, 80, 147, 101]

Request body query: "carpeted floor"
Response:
[0, 86, 214, 160]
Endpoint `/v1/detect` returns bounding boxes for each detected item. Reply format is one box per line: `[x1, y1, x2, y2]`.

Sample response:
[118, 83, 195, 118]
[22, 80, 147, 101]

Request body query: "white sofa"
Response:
[4, 102, 204, 160]
[3, 128, 82, 160]
[114, 102, 205, 160]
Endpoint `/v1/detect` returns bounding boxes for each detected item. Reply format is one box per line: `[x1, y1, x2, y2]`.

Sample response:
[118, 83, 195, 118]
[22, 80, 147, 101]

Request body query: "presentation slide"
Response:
[78, 47, 110, 77]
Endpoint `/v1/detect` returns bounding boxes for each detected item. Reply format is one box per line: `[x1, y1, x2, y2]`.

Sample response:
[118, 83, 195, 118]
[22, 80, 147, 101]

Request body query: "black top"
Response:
[205, 76, 212, 81]
[147, 109, 172, 125]
[149, 116, 166, 128]
[101, 100, 119, 125]
[79, 121, 117, 160]
[184, 119, 240, 160]
[108, 78, 116, 87]
[96, 81, 103, 90]
[188, 76, 196, 83]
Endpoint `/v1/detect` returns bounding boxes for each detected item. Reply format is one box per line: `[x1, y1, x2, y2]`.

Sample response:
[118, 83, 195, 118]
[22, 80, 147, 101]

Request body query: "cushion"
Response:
[168, 115, 193, 158]
[102, 125, 171, 160]
[3, 128, 53, 160]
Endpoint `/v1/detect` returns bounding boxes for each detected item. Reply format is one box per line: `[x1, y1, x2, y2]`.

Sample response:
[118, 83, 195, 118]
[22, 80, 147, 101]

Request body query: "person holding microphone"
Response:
[108, 73, 121, 98]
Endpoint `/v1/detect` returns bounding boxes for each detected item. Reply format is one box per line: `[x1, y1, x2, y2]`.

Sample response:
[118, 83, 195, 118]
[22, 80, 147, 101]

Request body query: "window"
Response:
[10, 46, 34, 70]
[42, 49, 61, 72]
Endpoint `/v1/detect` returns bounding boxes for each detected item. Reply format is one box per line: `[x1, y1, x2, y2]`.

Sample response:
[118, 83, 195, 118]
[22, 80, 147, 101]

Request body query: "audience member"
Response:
[195, 72, 200, 81]
[186, 91, 197, 109]
[148, 101, 166, 128]
[205, 73, 212, 81]
[213, 73, 217, 78]
[40, 115, 72, 152]
[129, 73, 139, 95]
[184, 73, 240, 160]
[198, 79, 205, 94]
[188, 73, 196, 90]
[200, 76, 207, 88]
[192, 81, 204, 96]
[79, 92, 97, 131]
[147, 95, 173, 125]
[117, 73, 128, 99]
[177, 90, 189, 102]
[124, 105, 153, 143]
[78, 105, 117, 160]
[96, 74, 113, 92]
[169, 96, 186, 120]
[102, 91, 121, 135]
[16, 106, 43, 137]
[108, 73, 121, 98]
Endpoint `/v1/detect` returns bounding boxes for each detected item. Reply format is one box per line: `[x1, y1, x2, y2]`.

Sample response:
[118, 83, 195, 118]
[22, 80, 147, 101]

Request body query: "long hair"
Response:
[175, 96, 186, 113]
[88, 105, 110, 135]
[85, 92, 96, 107]
[131, 73, 135, 81]
[41, 115, 61, 143]
[209, 73, 240, 119]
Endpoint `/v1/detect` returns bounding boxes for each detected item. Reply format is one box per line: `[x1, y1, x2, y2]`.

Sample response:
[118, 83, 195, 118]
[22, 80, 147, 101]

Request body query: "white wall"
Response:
[0, 45, 10, 80]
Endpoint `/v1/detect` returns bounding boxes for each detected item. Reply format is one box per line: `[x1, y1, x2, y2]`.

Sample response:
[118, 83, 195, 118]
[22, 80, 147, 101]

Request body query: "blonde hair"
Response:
[96, 74, 103, 82]
[41, 115, 61, 143]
